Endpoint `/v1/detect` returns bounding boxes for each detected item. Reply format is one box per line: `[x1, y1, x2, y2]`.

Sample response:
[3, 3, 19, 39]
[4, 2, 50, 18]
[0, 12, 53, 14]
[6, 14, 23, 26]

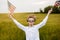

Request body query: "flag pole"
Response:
[7, 0, 10, 17]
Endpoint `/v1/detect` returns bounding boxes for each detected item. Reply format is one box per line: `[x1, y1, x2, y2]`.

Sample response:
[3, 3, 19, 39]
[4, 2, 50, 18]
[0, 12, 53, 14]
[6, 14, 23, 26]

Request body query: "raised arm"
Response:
[9, 15, 26, 31]
[35, 8, 52, 29]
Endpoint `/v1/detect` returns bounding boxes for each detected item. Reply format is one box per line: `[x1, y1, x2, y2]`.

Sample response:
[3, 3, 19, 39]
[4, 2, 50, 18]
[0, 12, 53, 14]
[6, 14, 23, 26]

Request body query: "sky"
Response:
[0, 0, 57, 13]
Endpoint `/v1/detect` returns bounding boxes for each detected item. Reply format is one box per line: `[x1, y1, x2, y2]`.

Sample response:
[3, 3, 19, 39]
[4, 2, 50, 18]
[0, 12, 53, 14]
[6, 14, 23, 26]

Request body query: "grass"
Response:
[0, 13, 60, 40]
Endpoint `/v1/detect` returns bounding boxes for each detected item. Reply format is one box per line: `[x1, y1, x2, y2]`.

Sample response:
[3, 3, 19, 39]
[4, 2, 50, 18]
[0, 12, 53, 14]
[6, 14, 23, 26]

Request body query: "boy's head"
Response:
[27, 15, 36, 26]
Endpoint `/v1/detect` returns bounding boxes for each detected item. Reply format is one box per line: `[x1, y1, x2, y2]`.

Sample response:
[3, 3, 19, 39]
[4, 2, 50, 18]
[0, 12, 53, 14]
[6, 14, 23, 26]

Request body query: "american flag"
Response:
[7, 0, 16, 14]
[54, 0, 60, 7]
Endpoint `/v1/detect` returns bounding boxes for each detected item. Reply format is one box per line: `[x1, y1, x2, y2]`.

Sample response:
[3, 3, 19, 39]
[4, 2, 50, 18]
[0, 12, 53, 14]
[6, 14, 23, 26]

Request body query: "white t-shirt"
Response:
[10, 13, 49, 40]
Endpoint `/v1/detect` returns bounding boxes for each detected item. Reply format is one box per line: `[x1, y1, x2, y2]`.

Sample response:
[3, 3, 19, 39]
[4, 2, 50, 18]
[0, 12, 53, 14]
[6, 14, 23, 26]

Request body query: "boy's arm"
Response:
[35, 8, 52, 29]
[9, 15, 26, 31]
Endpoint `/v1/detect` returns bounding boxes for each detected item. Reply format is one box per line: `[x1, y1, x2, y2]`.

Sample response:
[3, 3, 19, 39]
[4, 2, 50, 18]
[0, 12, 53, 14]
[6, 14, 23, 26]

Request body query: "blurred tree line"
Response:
[40, 6, 60, 13]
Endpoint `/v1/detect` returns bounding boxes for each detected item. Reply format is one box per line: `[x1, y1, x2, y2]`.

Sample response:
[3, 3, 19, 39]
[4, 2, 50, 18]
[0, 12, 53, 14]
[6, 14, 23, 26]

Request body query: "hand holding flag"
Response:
[7, 0, 16, 17]
[54, 0, 60, 7]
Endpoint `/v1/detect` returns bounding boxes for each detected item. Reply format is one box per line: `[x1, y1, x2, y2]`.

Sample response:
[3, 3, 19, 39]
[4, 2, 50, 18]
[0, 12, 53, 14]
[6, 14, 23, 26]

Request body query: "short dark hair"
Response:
[27, 15, 36, 22]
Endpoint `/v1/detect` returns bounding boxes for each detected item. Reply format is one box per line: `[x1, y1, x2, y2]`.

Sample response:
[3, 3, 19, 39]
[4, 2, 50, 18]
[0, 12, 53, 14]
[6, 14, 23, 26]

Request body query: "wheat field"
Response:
[0, 13, 60, 40]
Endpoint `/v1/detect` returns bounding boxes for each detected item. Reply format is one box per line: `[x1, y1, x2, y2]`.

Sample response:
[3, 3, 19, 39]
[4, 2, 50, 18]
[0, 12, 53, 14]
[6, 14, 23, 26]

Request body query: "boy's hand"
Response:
[8, 13, 14, 18]
[48, 8, 53, 14]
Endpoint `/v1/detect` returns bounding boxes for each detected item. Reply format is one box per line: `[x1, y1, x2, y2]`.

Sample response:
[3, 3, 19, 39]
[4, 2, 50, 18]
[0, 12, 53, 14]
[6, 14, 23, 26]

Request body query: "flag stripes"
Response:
[54, 0, 60, 7]
[7, 0, 16, 13]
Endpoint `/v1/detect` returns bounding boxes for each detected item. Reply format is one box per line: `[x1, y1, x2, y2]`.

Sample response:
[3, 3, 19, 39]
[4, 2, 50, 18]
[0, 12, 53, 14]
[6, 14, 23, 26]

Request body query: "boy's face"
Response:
[28, 18, 35, 26]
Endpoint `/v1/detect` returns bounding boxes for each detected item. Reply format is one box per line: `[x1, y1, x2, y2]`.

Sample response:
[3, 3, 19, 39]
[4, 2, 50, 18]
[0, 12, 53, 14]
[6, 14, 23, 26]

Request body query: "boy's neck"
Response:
[29, 24, 33, 27]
